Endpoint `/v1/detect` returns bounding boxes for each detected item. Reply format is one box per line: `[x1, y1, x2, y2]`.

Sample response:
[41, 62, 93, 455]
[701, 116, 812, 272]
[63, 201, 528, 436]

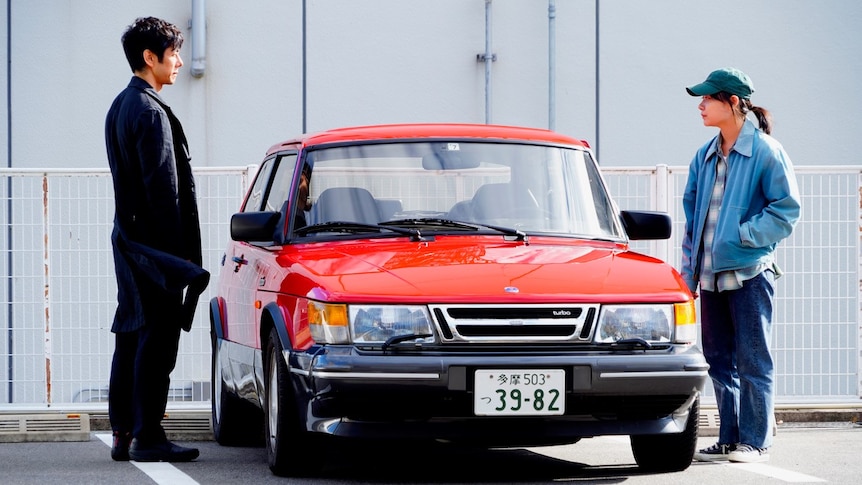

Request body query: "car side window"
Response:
[242, 158, 276, 212]
[264, 154, 298, 212]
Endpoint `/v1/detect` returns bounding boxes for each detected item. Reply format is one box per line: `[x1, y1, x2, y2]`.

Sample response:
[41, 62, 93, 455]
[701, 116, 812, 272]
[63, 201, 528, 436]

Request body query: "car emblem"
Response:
[504, 286, 519, 293]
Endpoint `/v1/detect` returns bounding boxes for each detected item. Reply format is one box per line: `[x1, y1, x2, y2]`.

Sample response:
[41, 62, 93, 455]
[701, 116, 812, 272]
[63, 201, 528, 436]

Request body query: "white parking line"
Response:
[95, 433, 200, 485]
[534, 437, 828, 483]
[728, 462, 827, 483]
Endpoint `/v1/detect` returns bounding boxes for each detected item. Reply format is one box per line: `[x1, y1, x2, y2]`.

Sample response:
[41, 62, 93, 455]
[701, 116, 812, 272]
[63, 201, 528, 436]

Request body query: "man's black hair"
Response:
[121, 17, 184, 73]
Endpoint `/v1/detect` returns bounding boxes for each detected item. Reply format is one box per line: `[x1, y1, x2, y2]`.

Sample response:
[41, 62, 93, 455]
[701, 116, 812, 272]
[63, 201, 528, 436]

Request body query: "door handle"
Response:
[232, 255, 248, 272]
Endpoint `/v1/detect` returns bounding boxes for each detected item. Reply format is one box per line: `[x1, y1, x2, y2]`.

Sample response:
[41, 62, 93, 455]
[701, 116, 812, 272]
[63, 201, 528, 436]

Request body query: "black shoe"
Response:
[129, 438, 200, 462]
[111, 431, 131, 461]
[693, 442, 736, 462]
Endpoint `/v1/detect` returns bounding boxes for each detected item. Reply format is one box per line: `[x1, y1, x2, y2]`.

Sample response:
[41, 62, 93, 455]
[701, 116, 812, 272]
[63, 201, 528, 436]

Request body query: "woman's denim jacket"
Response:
[681, 119, 801, 294]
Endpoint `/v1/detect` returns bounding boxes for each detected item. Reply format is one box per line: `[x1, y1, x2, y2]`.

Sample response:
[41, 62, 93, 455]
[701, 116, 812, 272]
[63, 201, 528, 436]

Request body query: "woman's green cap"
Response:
[686, 67, 754, 99]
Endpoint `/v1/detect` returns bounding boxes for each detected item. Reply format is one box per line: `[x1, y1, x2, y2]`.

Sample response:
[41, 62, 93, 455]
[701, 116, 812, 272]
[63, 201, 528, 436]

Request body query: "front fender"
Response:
[261, 301, 292, 351]
[209, 297, 226, 340]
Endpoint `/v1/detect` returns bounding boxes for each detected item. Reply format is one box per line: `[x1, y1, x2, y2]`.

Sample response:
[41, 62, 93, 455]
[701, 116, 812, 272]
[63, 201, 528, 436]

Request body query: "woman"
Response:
[681, 68, 801, 463]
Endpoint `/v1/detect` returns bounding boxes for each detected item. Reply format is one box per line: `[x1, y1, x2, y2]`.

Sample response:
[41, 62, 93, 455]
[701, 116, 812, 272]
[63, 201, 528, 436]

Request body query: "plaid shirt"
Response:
[699, 146, 777, 293]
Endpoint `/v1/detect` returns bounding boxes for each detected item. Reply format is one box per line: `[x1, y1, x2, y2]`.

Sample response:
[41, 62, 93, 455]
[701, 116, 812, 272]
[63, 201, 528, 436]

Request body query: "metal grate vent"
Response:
[698, 409, 720, 429]
[698, 408, 721, 437]
[0, 414, 90, 442]
[162, 412, 213, 433]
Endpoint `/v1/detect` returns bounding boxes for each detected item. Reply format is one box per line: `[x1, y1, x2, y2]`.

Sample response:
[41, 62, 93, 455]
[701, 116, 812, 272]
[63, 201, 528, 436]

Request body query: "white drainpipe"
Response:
[478, 0, 496, 124]
[548, 0, 556, 130]
[190, 0, 206, 78]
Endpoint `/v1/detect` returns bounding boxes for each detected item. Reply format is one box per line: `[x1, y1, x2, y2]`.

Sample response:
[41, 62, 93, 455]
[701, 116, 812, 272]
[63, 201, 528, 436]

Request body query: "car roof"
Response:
[265, 123, 590, 156]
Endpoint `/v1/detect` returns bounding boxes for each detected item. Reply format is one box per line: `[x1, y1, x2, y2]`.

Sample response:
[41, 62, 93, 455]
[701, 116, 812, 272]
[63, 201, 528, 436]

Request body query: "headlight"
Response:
[351, 305, 435, 344]
[307, 301, 435, 345]
[595, 302, 697, 345]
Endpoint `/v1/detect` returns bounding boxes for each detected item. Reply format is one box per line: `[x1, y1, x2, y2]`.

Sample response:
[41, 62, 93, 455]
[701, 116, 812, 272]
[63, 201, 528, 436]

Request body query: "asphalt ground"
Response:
[0, 418, 859, 484]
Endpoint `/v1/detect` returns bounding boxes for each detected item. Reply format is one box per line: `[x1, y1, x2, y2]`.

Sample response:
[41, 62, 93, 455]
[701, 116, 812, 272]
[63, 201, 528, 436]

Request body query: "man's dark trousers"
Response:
[109, 321, 182, 444]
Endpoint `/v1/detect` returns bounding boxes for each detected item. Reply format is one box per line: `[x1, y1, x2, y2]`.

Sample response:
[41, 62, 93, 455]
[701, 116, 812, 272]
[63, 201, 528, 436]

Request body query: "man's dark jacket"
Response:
[105, 76, 209, 333]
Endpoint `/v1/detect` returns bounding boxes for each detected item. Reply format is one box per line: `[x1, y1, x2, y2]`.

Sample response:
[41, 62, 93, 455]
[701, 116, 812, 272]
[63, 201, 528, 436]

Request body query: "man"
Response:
[105, 17, 209, 463]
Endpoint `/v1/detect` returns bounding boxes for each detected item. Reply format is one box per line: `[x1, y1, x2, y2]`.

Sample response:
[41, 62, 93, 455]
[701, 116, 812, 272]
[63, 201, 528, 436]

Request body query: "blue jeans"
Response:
[699, 270, 775, 449]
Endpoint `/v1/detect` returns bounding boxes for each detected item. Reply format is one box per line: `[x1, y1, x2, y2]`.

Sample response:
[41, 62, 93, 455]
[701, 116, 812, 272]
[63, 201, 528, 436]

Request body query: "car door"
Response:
[221, 154, 298, 348]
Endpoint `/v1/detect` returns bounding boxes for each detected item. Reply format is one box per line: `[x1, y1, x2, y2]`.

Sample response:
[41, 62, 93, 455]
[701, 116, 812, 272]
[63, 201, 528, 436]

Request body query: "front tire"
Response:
[264, 327, 319, 477]
[630, 397, 699, 472]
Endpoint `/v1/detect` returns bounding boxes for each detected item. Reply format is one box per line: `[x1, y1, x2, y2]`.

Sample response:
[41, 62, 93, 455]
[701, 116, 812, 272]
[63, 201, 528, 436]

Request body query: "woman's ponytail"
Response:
[742, 99, 773, 135]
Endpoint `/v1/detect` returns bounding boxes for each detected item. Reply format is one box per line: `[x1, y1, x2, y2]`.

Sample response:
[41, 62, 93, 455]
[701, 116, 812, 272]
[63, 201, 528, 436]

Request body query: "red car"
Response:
[209, 123, 708, 476]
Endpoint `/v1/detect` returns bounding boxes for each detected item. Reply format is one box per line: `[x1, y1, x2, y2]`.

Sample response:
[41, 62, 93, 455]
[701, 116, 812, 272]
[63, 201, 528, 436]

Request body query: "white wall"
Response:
[1, 0, 860, 169]
[595, 0, 862, 167]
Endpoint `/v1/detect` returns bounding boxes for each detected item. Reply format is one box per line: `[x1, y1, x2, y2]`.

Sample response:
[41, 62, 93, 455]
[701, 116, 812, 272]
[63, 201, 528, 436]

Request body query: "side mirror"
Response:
[620, 210, 672, 240]
[230, 211, 281, 242]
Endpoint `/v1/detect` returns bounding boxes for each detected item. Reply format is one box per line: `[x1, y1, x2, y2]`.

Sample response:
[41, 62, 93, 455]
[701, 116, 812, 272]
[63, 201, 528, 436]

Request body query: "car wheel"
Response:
[630, 397, 699, 472]
[211, 329, 262, 446]
[264, 327, 320, 477]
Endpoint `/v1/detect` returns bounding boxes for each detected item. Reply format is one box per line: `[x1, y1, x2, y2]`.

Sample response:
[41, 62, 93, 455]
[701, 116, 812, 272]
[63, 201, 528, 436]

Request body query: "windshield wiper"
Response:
[609, 338, 653, 351]
[382, 218, 529, 244]
[475, 222, 529, 244]
[295, 221, 425, 241]
[381, 333, 433, 351]
[381, 218, 480, 231]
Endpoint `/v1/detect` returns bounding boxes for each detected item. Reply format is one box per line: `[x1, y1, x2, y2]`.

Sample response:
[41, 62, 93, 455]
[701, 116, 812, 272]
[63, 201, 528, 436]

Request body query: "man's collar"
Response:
[130, 73, 165, 94]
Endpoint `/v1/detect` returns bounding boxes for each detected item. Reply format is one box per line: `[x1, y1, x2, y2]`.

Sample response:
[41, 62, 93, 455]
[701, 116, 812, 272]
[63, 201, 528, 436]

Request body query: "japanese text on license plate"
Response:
[474, 369, 565, 416]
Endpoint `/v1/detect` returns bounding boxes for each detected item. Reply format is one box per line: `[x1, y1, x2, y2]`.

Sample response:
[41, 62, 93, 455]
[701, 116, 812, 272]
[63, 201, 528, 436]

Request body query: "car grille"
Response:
[428, 304, 599, 343]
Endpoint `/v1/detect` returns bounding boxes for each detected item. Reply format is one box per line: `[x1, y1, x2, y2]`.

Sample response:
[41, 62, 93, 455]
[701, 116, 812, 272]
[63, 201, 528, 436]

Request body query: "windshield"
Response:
[295, 141, 622, 239]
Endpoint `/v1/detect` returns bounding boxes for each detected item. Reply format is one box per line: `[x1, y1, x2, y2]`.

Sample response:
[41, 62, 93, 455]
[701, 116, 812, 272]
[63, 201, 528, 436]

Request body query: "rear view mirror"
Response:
[230, 211, 280, 242]
[620, 210, 672, 240]
[421, 144, 481, 170]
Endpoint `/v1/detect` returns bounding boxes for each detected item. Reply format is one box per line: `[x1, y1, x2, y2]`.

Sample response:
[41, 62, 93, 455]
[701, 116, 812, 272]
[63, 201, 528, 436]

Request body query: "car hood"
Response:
[277, 236, 689, 303]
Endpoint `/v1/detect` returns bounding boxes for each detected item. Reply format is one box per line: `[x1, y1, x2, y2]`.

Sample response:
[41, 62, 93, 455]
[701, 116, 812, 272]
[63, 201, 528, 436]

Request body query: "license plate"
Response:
[474, 369, 565, 416]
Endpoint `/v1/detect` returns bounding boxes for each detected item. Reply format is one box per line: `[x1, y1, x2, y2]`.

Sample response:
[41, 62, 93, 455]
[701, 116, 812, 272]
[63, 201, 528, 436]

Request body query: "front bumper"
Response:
[288, 345, 709, 444]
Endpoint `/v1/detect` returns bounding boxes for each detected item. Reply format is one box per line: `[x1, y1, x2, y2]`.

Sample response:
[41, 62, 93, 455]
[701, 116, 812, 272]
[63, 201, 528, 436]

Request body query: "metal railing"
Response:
[0, 165, 857, 409]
